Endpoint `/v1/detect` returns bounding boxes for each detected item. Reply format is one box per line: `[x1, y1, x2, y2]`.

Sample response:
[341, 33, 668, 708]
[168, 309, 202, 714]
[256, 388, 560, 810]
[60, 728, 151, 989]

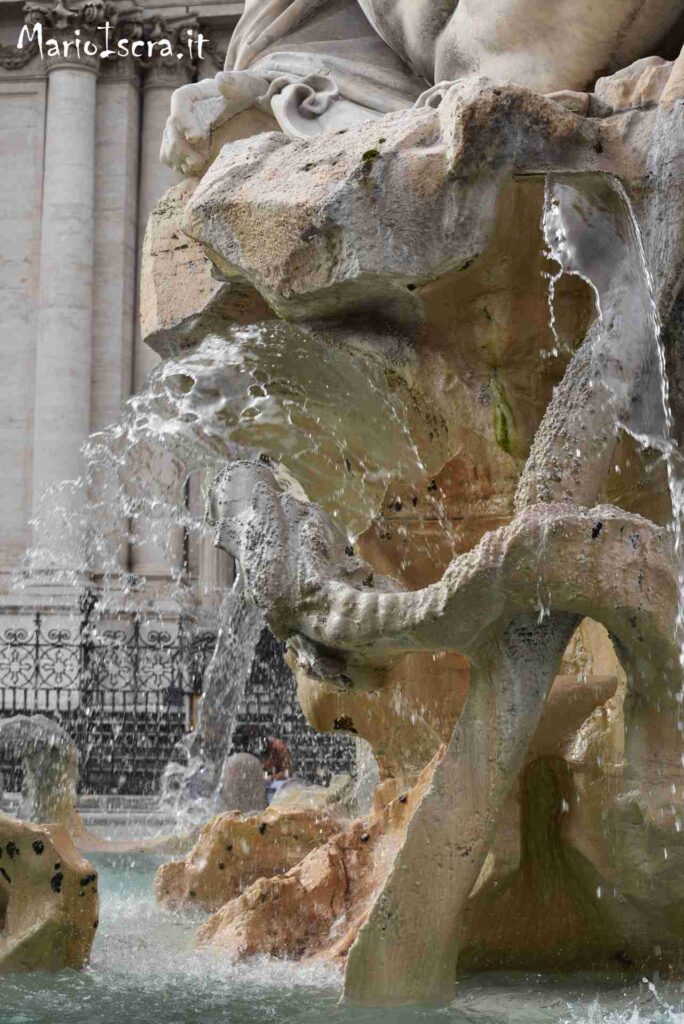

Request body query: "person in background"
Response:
[262, 735, 292, 804]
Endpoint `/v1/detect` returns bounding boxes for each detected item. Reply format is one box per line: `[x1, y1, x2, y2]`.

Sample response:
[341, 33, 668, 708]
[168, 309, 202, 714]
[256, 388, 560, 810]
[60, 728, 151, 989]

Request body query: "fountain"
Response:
[5, 1, 684, 1021]
[143, 1, 684, 1008]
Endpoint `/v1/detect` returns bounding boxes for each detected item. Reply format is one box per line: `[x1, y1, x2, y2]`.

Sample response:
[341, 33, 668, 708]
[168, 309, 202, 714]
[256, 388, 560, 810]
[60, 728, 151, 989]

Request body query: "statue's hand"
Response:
[160, 71, 270, 176]
[414, 81, 459, 110]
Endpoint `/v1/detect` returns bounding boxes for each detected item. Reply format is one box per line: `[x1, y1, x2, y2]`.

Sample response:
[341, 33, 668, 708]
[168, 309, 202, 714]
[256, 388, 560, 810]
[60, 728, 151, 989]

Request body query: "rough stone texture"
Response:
[218, 752, 266, 814]
[153, 805, 343, 913]
[196, 756, 436, 960]
[197, 670, 617, 971]
[0, 812, 98, 973]
[145, 32, 684, 1009]
[140, 178, 272, 358]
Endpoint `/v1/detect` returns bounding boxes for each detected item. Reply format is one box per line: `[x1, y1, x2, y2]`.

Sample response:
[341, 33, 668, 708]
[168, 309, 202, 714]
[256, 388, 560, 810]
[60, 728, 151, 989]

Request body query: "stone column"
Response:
[129, 21, 195, 581]
[91, 38, 143, 576]
[28, 1, 101, 564]
[92, 45, 142, 433]
[134, 17, 196, 390]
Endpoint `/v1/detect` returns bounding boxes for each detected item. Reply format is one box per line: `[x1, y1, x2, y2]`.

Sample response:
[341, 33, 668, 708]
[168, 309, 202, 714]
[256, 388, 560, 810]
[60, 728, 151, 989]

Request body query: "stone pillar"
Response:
[28, 2, 101, 561]
[91, 42, 142, 576]
[129, 22, 195, 581]
[92, 55, 141, 433]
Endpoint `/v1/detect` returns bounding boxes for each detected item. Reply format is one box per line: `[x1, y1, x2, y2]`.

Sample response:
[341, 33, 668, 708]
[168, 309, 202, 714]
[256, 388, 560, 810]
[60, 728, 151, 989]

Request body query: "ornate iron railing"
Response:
[0, 601, 216, 794]
[0, 598, 355, 795]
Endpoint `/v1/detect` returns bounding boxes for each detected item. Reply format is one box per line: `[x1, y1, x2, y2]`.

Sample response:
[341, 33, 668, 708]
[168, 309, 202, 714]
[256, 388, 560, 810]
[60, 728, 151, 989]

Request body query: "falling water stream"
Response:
[542, 172, 684, 656]
[20, 322, 431, 595]
[13, 321, 433, 797]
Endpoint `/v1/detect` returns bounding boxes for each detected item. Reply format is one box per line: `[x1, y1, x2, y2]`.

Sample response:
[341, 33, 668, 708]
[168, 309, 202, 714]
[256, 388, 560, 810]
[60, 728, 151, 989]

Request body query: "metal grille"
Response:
[0, 604, 214, 795]
[236, 629, 355, 785]
[0, 602, 355, 795]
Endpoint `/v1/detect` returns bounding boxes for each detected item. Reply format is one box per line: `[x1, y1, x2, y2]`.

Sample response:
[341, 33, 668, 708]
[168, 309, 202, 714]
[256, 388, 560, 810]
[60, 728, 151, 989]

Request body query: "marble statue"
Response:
[161, 0, 684, 174]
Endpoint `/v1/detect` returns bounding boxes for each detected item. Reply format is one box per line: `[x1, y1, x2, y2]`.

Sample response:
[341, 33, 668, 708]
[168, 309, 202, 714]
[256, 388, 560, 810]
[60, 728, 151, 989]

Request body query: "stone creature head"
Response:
[207, 459, 284, 561]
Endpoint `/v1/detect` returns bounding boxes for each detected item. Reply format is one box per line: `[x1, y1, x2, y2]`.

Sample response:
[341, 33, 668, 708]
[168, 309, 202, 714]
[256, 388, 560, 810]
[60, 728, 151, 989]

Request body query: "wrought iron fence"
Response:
[0, 602, 216, 795]
[0, 599, 355, 796]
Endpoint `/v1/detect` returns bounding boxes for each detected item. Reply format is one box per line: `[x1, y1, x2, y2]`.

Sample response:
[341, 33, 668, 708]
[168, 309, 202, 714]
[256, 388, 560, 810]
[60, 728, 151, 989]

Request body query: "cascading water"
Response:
[542, 173, 684, 647]
[14, 319, 434, 808]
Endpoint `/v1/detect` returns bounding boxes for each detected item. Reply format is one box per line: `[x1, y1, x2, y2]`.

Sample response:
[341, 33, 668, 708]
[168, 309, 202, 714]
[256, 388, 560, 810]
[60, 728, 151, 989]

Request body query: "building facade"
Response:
[0, 0, 247, 789]
[0, 0, 243, 604]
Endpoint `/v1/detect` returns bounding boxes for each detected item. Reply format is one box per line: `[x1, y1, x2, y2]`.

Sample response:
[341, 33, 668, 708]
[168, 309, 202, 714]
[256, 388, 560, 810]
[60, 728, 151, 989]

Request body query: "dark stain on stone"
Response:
[218, 863, 225, 871]
[334, 715, 358, 735]
[80, 874, 96, 887]
[6, 843, 18, 859]
[32, 840, 45, 855]
[592, 521, 603, 539]
[50, 872, 64, 894]
[226, 844, 233, 852]
[399, 794, 408, 804]
[360, 833, 370, 843]
[0, 867, 11, 884]
[258, 822, 267, 835]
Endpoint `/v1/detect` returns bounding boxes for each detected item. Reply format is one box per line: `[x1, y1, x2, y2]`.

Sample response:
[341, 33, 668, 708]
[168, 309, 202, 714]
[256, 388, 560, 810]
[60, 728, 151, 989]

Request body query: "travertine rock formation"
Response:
[154, 805, 343, 913]
[0, 812, 98, 973]
[196, 673, 618, 967]
[196, 758, 436, 960]
[141, 2, 684, 1006]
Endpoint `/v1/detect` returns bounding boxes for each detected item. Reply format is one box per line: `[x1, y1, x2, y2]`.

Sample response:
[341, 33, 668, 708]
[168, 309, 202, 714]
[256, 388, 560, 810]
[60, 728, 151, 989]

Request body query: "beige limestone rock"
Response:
[140, 178, 271, 358]
[594, 56, 674, 113]
[0, 813, 98, 973]
[147, 52, 684, 1008]
[194, 666, 617, 966]
[154, 805, 343, 914]
[196, 755, 436, 960]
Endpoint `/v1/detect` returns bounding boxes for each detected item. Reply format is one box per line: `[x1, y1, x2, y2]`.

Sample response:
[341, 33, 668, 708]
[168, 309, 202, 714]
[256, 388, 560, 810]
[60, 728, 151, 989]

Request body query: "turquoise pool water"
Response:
[1, 852, 682, 1024]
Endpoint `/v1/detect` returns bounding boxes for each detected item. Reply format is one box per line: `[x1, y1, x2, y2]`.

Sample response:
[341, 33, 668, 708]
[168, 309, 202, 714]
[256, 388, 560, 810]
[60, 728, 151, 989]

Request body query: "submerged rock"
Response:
[0, 812, 98, 973]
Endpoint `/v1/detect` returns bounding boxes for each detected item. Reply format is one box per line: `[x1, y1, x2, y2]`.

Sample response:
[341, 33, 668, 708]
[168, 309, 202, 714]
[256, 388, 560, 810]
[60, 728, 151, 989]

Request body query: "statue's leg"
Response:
[343, 611, 579, 1006]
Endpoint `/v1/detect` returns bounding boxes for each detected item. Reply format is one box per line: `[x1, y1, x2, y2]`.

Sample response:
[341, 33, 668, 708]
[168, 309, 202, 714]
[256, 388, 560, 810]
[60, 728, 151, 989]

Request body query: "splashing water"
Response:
[18, 321, 431, 605]
[542, 172, 684, 669]
[12, 320, 434, 804]
[3, 852, 682, 1024]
